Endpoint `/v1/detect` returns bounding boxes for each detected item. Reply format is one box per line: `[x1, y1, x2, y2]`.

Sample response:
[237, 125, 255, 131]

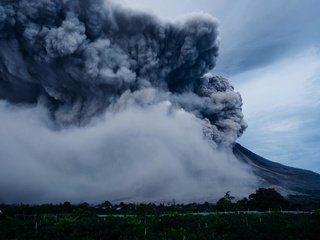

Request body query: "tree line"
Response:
[0, 188, 312, 217]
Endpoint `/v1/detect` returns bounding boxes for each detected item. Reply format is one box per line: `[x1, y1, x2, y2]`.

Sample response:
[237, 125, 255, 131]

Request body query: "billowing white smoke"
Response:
[0, 101, 255, 203]
[0, 0, 256, 203]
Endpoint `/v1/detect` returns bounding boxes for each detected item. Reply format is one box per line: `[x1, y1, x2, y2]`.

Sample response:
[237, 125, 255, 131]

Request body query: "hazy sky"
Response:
[117, 0, 320, 172]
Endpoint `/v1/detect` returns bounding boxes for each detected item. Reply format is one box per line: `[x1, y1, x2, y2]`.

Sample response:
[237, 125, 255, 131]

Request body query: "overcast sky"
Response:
[116, 0, 320, 173]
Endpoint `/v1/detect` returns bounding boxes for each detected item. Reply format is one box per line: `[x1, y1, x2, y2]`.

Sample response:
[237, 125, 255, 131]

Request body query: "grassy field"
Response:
[1, 212, 320, 240]
[1, 188, 320, 239]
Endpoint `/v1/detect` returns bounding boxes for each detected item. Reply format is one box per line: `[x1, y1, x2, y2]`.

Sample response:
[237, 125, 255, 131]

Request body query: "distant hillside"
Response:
[233, 143, 320, 198]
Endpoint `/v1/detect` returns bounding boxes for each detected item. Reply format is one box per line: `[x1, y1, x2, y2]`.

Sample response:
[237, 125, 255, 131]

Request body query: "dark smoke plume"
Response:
[0, 0, 246, 147]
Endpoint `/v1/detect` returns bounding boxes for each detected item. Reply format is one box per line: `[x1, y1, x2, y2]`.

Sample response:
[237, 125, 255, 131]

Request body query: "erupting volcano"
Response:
[0, 0, 319, 204]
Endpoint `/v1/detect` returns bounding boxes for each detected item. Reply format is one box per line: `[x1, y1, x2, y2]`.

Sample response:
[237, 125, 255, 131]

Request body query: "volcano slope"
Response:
[234, 143, 320, 198]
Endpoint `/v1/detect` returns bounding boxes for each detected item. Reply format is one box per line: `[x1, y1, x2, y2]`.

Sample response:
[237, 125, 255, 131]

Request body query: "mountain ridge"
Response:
[233, 143, 320, 197]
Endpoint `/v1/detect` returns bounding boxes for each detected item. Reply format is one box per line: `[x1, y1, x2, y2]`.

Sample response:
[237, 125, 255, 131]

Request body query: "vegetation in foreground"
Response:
[1, 188, 320, 240]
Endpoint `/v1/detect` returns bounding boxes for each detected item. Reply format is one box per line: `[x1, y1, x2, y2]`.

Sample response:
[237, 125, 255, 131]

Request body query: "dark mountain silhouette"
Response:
[233, 143, 320, 198]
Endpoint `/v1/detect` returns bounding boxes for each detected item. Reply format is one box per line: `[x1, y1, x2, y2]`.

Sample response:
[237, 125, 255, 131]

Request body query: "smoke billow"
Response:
[0, 0, 255, 203]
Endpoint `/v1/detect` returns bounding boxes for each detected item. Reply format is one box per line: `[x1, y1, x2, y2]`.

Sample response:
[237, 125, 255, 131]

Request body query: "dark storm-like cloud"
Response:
[0, 0, 218, 113]
[0, 0, 247, 147]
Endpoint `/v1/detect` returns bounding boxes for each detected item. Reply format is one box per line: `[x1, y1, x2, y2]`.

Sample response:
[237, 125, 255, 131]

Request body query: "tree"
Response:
[247, 188, 290, 211]
[235, 198, 249, 211]
[216, 192, 235, 211]
[100, 201, 112, 209]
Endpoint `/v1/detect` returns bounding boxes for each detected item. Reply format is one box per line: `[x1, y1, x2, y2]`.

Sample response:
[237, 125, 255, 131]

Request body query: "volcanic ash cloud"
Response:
[0, 0, 256, 203]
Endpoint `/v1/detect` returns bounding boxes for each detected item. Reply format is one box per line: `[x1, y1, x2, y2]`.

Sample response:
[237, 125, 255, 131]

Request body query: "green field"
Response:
[1, 212, 320, 240]
[1, 188, 320, 240]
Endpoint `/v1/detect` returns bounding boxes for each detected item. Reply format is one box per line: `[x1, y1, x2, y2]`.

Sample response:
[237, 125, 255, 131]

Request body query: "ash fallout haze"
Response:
[0, 0, 319, 204]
